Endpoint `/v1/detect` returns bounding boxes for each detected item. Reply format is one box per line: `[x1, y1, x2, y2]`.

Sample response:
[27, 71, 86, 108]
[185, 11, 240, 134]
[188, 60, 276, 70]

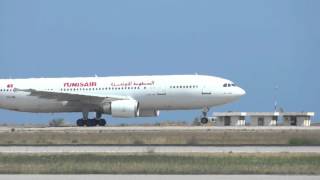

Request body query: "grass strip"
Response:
[0, 153, 319, 174]
[1, 130, 320, 145]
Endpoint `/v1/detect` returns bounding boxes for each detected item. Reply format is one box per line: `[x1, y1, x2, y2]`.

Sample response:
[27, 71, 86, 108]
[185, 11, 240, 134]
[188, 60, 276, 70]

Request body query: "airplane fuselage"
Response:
[0, 75, 245, 121]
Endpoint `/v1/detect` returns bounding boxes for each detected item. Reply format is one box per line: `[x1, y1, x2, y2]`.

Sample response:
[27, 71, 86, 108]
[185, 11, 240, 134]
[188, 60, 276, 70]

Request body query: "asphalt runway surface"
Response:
[0, 126, 318, 133]
[0, 175, 319, 180]
[0, 145, 320, 153]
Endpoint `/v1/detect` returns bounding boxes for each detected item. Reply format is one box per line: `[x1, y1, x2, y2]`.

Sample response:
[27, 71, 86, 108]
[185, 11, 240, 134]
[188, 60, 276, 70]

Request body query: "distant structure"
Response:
[212, 112, 315, 127]
[249, 112, 279, 126]
[282, 112, 314, 126]
[213, 112, 246, 126]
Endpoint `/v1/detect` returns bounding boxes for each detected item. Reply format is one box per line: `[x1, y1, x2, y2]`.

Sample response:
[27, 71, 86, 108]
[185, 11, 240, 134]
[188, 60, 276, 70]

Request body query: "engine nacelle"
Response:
[111, 100, 139, 118]
[138, 109, 160, 117]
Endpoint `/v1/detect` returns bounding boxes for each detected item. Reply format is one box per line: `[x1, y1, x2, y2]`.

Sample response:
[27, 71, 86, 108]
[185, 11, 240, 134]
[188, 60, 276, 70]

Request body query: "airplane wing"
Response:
[14, 88, 129, 105]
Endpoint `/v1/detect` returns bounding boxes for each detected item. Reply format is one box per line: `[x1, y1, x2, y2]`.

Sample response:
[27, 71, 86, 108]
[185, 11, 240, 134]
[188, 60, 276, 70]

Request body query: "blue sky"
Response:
[0, 0, 319, 125]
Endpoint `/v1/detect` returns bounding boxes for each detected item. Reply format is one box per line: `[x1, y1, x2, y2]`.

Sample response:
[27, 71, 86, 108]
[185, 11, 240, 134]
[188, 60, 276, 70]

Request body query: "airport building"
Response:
[214, 112, 246, 126]
[282, 112, 314, 126]
[248, 112, 279, 126]
[212, 112, 314, 127]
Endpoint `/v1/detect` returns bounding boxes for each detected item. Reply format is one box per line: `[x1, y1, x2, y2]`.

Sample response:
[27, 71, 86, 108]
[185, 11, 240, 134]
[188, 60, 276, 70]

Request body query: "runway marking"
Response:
[0, 146, 319, 154]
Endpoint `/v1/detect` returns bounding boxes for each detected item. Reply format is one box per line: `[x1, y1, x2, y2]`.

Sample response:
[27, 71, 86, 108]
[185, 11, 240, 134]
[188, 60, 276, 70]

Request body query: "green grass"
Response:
[1, 129, 320, 145]
[0, 153, 319, 174]
[288, 138, 320, 146]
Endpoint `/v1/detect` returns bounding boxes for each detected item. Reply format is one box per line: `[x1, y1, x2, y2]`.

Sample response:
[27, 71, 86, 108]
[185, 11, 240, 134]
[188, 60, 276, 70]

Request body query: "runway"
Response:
[0, 145, 319, 153]
[0, 175, 319, 180]
[0, 126, 319, 133]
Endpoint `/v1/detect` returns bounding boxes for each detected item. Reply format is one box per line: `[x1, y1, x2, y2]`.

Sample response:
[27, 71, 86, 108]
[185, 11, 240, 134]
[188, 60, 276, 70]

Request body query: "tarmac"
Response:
[0, 175, 319, 180]
[0, 126, 318, 133]
[0, 145, 320, 154]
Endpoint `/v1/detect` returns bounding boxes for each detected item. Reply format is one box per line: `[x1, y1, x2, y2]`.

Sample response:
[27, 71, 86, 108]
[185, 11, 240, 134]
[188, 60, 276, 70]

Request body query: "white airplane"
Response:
[0, 75, 245, 126]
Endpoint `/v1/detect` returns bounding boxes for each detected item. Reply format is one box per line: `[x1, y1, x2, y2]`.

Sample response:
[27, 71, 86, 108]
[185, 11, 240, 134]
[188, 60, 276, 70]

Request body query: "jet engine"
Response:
[110, 100, 140, 118]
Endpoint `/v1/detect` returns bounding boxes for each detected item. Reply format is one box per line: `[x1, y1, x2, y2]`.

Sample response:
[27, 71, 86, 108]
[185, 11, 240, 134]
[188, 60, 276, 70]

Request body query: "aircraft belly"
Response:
[137, 93, 230, 110]
[137, 94, 205, 110]
[0, 95, 73, 113]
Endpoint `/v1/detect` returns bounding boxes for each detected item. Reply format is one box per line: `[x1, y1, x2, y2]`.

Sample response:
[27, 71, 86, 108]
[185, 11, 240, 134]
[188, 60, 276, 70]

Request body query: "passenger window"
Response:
[223, 84, 227, 87]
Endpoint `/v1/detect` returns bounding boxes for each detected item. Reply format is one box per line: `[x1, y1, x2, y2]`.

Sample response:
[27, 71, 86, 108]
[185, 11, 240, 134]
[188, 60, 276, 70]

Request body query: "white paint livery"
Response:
[0, 75, 245, 126]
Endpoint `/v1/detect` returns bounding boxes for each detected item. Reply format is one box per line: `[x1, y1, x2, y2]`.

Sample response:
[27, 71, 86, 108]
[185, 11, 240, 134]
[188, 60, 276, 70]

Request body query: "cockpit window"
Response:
[223, 83, 236, 87]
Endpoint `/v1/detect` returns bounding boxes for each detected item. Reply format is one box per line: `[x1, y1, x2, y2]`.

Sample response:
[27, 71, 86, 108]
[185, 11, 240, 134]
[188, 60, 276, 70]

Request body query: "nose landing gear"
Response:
[200, 107, 210, 124]
[200, 117, 209, 124]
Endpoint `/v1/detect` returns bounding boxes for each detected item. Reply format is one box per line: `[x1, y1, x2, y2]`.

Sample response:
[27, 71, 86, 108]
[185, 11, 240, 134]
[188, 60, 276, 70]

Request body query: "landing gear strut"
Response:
[200, 107, 209, 124]
[76, 112, 107, 127]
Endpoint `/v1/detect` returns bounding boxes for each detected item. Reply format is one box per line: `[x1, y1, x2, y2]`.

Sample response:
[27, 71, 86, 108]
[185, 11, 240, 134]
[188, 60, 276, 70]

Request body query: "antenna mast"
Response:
[274, 85, 279, 112]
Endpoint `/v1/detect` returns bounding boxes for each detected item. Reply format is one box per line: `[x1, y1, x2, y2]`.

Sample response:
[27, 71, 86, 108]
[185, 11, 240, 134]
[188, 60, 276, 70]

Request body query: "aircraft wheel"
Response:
[98, 119, 107, 126]
[200, 117, 209, 124]
[87, 119, 98, 127]
[76, 119, 84, 126]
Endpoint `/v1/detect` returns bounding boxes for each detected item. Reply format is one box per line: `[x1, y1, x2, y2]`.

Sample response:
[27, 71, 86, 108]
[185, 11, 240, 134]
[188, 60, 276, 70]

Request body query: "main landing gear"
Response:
[76, 112, 106, 127]
[200, 107, 210, 124]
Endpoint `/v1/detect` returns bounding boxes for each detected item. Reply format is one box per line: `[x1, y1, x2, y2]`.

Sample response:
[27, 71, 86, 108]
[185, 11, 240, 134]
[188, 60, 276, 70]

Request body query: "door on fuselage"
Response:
[202, 86, 212, 95]
[157, 85, 167, 96]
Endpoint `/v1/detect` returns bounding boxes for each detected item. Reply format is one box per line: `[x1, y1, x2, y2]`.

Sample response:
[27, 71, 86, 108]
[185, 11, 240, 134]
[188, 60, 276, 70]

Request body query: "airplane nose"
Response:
[239, 87, 246, 96]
